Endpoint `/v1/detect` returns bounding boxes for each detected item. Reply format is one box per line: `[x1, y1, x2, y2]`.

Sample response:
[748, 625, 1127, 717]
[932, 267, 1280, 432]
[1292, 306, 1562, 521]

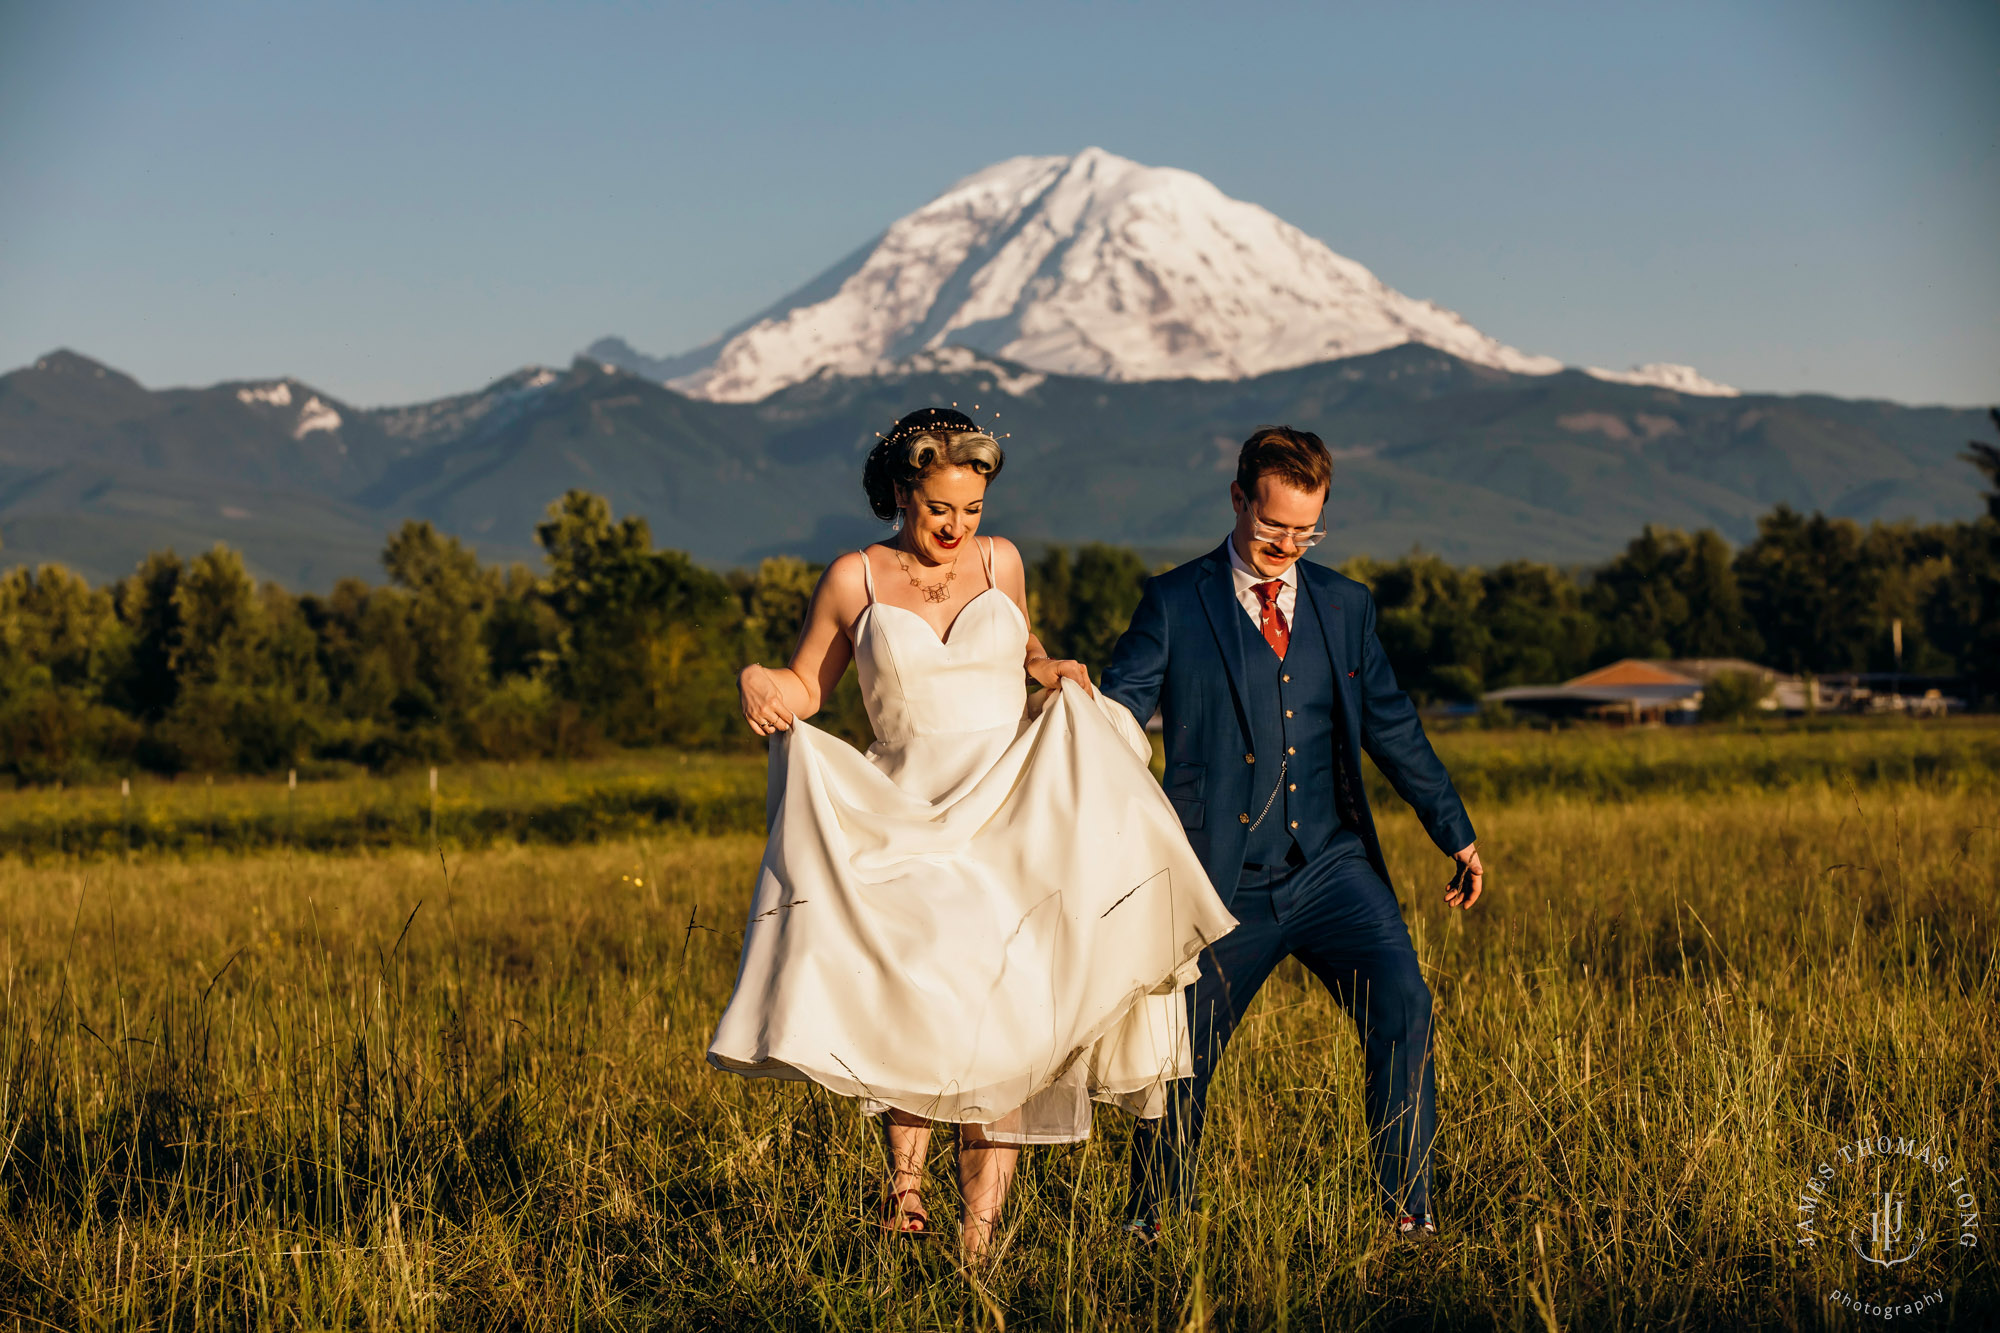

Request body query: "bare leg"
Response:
[957, 1119, 1020, 1259]
[881, 1110, 933, 1231]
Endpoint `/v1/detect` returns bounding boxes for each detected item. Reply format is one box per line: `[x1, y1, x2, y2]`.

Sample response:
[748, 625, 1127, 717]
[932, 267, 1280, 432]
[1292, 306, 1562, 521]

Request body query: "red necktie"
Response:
[1253, 580, 1289, 659]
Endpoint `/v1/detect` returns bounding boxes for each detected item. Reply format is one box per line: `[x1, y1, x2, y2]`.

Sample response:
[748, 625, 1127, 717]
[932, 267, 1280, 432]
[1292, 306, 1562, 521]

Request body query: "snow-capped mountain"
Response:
[595, 148, 1735, 402]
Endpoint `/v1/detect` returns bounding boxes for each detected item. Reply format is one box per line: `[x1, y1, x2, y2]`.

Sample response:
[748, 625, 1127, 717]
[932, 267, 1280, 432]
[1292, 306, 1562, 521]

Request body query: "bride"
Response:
[707, 407, 1236, 1257]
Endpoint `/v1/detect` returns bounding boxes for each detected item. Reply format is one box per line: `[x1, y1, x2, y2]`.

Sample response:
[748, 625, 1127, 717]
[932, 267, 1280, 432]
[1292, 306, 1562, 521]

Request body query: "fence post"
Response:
[429, 766, 439, 849]
[121, 777, 131, 854]
[287, 768, 297, 849]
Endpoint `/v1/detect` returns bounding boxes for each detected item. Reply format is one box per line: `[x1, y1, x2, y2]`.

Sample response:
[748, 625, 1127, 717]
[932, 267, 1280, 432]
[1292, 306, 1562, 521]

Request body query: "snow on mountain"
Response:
[374, 366, 562, 450]
[879, 347, 1049, 396]
[622, 148, 1565, 403]
[231, 378, 347, 442]
[236, 382, 294, 407]
[1584, 362, 1739, 397]
[293, 396, 342, 437]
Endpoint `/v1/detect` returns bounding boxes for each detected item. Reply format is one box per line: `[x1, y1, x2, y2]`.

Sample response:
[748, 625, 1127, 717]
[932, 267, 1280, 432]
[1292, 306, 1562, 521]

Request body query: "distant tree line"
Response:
[1345, 510, 1998, 707]
[2, 437, 1997, 782]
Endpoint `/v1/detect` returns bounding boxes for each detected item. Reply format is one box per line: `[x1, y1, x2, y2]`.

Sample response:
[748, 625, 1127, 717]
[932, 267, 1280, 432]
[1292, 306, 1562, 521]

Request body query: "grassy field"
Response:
[0, 722, 1996, 1329]
[5, 715, 1996, 861]
[0, 750, 767, 863]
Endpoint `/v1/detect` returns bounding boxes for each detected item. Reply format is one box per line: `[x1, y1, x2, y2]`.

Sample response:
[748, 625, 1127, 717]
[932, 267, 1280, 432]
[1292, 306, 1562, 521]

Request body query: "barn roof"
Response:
[1564, 660, 1701, 688]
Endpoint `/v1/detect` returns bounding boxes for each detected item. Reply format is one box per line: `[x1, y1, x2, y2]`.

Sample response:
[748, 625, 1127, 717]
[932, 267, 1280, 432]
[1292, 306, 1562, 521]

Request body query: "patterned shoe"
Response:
[1121, 1218, 1162, 1247]
[1394, 1211, 1438, 1242]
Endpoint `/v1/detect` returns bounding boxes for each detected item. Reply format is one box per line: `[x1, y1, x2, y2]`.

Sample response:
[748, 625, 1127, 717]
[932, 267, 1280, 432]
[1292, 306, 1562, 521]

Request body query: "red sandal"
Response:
[877, 1186, 931, 1238]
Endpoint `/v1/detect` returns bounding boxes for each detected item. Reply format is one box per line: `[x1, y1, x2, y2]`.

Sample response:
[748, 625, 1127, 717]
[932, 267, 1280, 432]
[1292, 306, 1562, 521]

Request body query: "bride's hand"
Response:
[739, 665, 796, 735]
[1028, 655, 1095, 697]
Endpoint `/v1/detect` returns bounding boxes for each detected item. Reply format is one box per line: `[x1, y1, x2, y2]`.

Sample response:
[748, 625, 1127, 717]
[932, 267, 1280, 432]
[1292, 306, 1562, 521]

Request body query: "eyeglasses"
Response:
[1250, 517, 1327, 550]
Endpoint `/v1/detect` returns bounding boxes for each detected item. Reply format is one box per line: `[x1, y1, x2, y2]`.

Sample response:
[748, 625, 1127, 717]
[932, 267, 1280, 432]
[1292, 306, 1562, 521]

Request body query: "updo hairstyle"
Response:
[862, 407, 1005, 522]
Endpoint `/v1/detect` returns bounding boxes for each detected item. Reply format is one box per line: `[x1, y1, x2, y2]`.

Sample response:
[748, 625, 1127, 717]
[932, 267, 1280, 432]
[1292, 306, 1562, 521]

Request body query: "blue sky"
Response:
[2, 0, 1995, 407]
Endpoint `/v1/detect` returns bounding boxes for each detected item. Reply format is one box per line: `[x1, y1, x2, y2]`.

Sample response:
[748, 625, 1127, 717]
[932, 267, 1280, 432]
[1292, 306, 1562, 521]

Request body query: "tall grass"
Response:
[5, 717, 1994, 862]
[0, 751, 763, 862]
[0, 737, 1995, 1327]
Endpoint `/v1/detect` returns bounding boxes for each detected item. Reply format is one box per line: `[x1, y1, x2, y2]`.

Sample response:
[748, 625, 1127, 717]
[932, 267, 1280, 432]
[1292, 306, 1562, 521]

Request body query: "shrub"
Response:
[1699, 670, 1771, 722]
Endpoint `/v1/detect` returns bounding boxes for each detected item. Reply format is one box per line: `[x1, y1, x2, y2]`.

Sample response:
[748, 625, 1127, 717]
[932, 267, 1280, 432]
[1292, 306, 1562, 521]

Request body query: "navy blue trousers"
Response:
[1126, 829, 1438, 1223]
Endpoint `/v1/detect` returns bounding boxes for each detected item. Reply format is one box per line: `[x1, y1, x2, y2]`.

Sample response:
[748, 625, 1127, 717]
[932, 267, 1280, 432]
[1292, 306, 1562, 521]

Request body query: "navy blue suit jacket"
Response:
[1100, 540, 1475, 906]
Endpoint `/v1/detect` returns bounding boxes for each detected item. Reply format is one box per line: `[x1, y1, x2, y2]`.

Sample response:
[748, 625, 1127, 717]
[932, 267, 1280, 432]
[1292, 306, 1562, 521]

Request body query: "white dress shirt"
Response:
[1226, 534, 1298, 630]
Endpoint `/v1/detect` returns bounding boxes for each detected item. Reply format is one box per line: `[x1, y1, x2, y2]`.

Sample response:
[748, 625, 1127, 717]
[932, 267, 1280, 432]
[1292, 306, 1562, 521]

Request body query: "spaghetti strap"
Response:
[981, 536, 996, 586]
[859, 549, 876, 604]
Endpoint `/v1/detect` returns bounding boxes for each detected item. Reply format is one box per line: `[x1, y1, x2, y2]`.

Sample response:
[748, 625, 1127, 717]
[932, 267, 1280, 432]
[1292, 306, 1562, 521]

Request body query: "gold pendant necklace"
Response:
[895, 542, 959, 604]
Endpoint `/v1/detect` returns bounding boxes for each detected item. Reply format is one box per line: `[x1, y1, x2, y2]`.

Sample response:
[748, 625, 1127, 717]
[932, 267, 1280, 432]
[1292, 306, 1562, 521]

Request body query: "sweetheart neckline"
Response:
[862, 587, 1024, 648]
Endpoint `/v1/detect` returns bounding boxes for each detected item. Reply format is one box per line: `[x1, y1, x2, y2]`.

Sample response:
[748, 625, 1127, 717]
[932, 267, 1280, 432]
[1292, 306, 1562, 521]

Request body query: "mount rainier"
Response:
[10, 151, 1981, 591]
[592, 147, 1736, 401]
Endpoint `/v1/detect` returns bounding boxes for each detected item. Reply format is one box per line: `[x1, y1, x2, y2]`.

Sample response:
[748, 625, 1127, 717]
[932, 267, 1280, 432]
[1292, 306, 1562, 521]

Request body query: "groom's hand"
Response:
[1445, 843, 1484, 909]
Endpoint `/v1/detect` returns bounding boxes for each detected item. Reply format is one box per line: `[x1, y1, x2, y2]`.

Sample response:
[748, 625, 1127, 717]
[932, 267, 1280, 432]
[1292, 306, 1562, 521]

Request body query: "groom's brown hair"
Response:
[1236, 425, 1332, 497]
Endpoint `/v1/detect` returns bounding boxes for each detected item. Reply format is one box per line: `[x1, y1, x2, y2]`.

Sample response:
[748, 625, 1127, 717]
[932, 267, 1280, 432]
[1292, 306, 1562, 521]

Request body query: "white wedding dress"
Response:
[707, 539, 1238, 1143]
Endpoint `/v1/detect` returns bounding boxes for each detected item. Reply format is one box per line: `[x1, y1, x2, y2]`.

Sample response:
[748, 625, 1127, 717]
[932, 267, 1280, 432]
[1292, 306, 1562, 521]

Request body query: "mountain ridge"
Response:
[0, 344, 1980, 592]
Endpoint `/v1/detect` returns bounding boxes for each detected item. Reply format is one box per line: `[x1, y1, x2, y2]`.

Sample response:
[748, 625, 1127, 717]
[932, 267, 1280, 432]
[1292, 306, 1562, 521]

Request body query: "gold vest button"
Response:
[1239, 813, 1250, 824]
[1244, 753, 1254, 764]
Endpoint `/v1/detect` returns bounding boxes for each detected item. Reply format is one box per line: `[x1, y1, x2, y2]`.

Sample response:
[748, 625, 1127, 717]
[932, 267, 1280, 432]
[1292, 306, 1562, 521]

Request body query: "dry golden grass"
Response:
[0, 735, 1996, 1328]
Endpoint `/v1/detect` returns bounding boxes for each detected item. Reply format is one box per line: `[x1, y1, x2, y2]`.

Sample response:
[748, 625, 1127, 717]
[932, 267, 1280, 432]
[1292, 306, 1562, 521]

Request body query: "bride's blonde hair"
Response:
[862, 407, 1004, 521]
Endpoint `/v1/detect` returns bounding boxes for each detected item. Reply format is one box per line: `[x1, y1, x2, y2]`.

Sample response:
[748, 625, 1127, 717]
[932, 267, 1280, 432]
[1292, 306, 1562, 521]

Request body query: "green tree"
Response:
[110, 551, 184, 723]
[297, 578, 419, 764]
[1923, 519, 2000, 705]
[0, 564, 127, 692]
[1586, 526, 1761, 664]
[1029, 545, 1148, 676]
[0, 564, 137, 781]
[1340, 552, 1490, 703]
[382, 520, 492, 743]
[537, 491, 743, 747]
[483, 563, 559, 683]
[1479, 560, 1597, 687]
[1859, 522, 1958, 674]
[1963, 407, 2000, 521]
[155, 546, 327, 771]
[741, 556, 819, 668]
[1733, 508, 1878, 675]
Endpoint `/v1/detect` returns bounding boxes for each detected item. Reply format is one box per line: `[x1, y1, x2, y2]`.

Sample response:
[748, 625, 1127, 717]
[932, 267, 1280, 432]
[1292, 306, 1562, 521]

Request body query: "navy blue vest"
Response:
[1237, 593, 1345, 873]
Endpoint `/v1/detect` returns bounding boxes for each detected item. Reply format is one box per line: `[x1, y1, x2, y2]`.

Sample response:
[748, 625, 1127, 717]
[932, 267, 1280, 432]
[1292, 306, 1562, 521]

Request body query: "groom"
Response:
[1101, 425, 1485, 1241]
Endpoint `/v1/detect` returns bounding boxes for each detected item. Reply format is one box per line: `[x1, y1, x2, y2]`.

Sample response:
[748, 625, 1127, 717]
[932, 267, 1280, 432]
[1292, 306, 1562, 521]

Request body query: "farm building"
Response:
[1484, 659, 1708, 723]
[1483, 657, 1825, 723]
[1483, 658, 1962, 722]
